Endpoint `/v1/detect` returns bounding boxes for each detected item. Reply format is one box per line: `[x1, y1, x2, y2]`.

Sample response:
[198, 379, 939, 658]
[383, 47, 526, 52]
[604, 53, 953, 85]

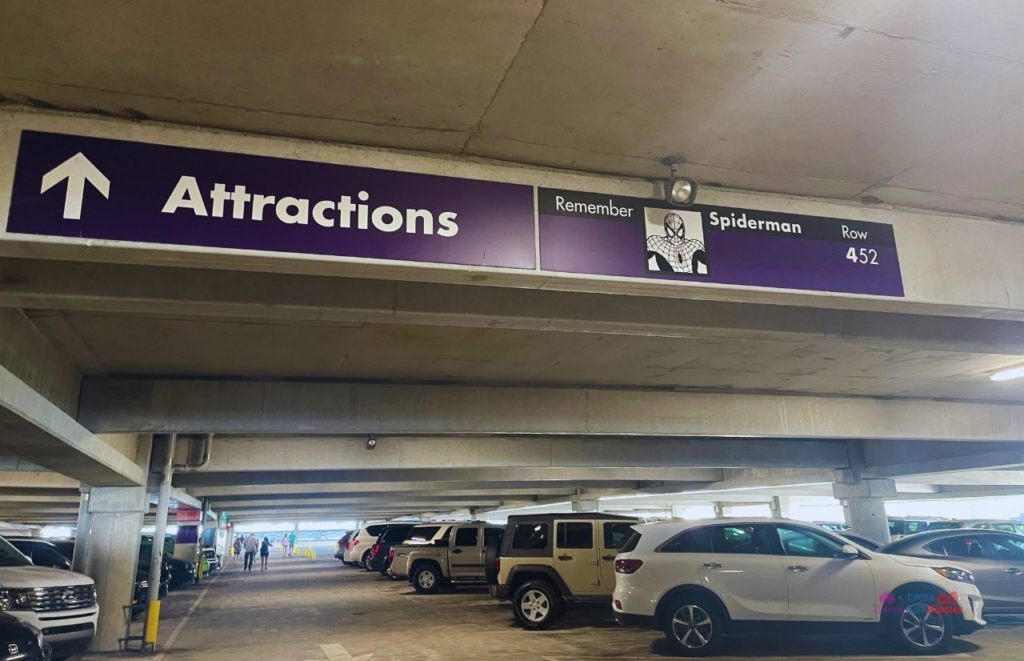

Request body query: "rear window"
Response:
[407, 526, 441, 542]
[603, 522, 635, 550]
[365, 524, 387, 536]
[382, 527, 414, 542]
[659, 527, 712, 553]
[512, 523, 549, 550]
[619, 531, 642, 553]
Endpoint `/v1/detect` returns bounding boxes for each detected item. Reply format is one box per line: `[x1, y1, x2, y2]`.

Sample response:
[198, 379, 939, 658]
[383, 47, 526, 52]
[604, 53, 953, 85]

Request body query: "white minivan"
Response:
[0, 535, 99, 653]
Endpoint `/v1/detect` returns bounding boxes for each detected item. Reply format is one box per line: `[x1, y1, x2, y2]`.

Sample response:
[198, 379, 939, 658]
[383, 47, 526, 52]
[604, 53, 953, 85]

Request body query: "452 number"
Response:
[846, 247, 879, 265]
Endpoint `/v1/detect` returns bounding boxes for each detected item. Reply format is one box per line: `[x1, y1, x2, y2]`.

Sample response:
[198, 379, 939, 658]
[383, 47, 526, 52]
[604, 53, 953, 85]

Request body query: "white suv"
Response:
[613, 519, 985, 656]
[342, 523, 388, 567]
[1, 536, 98, 652]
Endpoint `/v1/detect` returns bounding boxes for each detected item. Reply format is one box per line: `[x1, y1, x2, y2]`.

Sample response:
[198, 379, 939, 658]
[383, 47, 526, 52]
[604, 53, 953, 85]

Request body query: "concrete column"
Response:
[75, 486, 148, 652]
[712, 502, 725, 519]
[571, 495, 599, 512]
[769, 496, 790, 519]
[833, 477, 895, 544]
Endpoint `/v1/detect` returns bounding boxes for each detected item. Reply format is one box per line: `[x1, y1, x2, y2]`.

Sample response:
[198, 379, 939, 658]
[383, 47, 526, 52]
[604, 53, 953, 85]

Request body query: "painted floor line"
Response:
[152, 570, 222, 660]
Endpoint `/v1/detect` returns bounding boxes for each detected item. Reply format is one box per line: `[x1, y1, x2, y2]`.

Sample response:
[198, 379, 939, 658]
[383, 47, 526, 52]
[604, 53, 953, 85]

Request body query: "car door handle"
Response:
[557, 554, 573, 561]
[701, 562, 722, 569]
[452, 549, 462, 554]
[787, 565, 809, 573]
[602, 554, 616, 561]
[1004, 567, 1023, 575]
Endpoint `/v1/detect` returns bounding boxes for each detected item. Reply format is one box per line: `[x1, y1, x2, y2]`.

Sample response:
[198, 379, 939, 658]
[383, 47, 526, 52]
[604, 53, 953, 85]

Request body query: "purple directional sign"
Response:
[538, 188, 904, 297]
[5, 131, 537, 270]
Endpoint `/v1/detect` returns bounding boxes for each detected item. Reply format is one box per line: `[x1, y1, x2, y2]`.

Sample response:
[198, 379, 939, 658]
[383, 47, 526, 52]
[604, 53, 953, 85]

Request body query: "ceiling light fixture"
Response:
[990, 366, 1024, 382]
[662, 155, 698, 208]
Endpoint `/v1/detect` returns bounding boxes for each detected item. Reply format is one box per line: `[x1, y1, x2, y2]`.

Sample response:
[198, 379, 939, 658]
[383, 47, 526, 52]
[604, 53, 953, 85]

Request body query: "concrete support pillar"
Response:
[769, 496, 790, 519]
[833, 477, 895, 544]
[75, 486, 148, 652]
[571, 495, 599, 512]
[712, 502, 725, 519]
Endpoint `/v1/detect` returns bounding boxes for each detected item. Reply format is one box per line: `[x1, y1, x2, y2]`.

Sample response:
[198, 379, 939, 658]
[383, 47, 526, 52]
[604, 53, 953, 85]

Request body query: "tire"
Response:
[661, 594, 723, 657]
[412, 564, 442, 594]
[360, 550, 372, 568]
[885, 591, 955, 655]
[512, 580, 561, 630]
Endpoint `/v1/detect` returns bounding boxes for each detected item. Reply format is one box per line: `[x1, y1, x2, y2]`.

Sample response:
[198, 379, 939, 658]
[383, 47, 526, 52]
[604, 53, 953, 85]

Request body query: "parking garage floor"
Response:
[76, 555, 1024, 660]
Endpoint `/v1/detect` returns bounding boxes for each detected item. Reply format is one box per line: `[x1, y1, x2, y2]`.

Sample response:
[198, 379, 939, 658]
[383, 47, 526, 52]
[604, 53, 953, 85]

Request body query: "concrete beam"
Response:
[0, 366, 146, 486]
[165, 436, 845, 473]
[9, 259, 1024, 355]
[8, 107, 1024, 323]
[188, 480, 629, 497]
[79, 379, 1024, 442]
[898, 470, 1024, 486]
[172, 467, 723, 488]
[0, 309, 80, 416]
[0, 470, 79, 489]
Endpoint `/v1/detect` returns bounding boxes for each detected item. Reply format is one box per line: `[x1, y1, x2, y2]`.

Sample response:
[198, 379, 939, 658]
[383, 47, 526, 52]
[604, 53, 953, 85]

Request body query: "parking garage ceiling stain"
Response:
[2, 1, 1023, 220]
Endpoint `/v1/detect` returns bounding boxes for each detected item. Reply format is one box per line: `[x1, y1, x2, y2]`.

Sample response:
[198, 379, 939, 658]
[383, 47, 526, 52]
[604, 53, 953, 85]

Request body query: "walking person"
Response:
[243, 532, 259, 572]
[287, 530, 297, 557]
[231, 535, 242, 566]
[281, 533, 289, 558]
[260, 536, 272, 570]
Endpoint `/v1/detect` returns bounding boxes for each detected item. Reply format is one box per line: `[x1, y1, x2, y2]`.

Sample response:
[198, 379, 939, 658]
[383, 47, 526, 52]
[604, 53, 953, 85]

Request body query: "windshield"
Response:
[0, 537, 32, 567]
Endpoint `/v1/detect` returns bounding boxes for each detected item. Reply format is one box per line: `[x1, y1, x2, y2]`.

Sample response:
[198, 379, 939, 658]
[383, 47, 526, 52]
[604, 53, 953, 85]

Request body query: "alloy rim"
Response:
[520, 589, 550, 622]
[418, 570, 436, 589]
[671, 604, 714, 649]
[900, 602, 945, 648]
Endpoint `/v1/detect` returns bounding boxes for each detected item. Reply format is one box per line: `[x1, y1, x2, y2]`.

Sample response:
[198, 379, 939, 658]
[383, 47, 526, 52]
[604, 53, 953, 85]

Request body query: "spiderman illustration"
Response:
[646, 212, 707, 274]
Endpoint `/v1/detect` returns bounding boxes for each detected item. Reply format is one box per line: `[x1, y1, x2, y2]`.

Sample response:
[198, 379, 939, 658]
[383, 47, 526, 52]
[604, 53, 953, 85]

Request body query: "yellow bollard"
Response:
[145, 600, 161, 646]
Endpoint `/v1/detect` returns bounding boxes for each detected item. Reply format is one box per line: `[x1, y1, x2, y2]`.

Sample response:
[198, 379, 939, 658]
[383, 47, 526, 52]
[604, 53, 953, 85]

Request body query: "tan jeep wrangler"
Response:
[488, 513, 639, 629]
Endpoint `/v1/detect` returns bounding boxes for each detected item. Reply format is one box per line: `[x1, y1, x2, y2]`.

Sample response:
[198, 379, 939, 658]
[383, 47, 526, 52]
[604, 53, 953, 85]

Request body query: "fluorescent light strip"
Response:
[991, 366, 1024, 382]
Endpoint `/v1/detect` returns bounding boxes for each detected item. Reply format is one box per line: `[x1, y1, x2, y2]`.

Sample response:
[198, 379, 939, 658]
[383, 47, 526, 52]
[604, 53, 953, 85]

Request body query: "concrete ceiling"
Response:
[2, 1, 1024, 220]
[24, 309, 1024, 402]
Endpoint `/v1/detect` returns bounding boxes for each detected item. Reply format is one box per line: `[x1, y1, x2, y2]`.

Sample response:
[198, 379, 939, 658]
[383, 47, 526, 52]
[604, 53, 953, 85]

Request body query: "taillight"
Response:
[615, 559, 643, 574]
[389, 549, 396, 559]
[373, 544, 380, 553]
[353, 539, 360, 547]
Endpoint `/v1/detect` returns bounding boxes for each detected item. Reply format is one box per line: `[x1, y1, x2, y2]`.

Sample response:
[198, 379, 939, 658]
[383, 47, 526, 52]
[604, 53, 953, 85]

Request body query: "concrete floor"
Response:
[78, 555, 1024, 660]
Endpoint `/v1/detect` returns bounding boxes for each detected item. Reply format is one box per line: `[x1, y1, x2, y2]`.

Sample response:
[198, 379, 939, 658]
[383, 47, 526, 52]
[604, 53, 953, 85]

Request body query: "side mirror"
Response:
[841, 544, 860, 558]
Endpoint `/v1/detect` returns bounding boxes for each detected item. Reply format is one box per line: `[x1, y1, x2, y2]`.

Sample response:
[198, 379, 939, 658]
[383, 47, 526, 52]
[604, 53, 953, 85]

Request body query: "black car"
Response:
[366, 524, 415, 574]
[0, 612, 51, 660]
[335, 531, 354, 560]
[132, 568, 170, 615]
[4, 538, 72, 570]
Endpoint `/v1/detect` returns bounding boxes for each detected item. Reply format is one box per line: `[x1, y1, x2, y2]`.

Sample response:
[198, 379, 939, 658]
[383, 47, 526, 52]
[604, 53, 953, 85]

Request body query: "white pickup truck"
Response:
[1, 535, 98, 654]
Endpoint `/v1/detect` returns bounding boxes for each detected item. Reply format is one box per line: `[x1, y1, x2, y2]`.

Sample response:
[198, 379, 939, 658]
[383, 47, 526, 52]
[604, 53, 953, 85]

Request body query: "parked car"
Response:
[200, 547, 222, 575]
[915, 519, 1024, 536]
[365, 524, 416, 574]
[138, 536, 195, 589]
[490, 513, 640, 629]
[334, 531, 354, 560]
[838, 531, 882, 551]
[0, 612, 50, 661]
[0, 535, 98, 655]
[4, 539, 72, 571]
[388, 523, 455, 580]
[393, 523, 503, 592]
[342, 524, 388, 567]
[612, 519, 985, 656]
[888, 516, 951, 539]
[815, 521, 852, 532]
[131, 568, 169, 615]
[881, 529, 1024, 614]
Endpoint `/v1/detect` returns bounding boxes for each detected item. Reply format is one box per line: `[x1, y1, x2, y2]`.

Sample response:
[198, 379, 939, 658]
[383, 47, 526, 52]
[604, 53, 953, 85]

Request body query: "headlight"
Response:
[0, 588, 33, 610]
[933, 566, 975, 584]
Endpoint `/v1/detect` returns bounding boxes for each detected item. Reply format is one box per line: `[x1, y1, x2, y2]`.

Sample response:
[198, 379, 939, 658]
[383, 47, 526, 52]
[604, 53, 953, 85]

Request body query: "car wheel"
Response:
[662, 595, 722, 656]
[360, 550, 372, 568]
[412, 565, 442, 594]
[886, 593, 954, 655]
[513, 580, 561, 630]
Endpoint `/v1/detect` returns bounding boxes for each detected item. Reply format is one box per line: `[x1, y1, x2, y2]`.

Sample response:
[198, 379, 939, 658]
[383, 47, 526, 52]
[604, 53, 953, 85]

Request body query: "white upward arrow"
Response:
[317, 643, 373, 661]
[39, 152, 110, 220]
